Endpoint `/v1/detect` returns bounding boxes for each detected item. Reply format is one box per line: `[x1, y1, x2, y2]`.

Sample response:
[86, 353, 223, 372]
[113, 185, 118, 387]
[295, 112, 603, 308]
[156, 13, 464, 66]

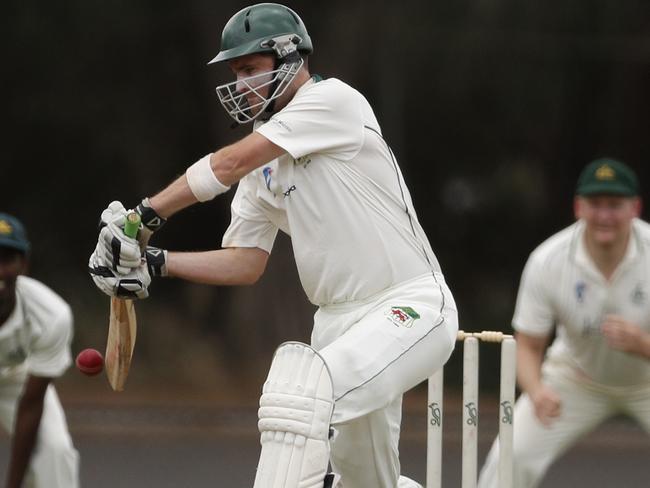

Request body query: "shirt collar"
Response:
[573, 219, 640, 280]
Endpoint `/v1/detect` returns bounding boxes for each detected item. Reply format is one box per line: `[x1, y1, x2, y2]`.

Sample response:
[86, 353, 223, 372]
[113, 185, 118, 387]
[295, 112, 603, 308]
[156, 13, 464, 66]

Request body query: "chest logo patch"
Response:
[386, 306, 420, 328]
[631, 284, 646, 306]
[263, 166, 274, 193]
[575, 281, 587, 303]
[295, 156, 311, 169]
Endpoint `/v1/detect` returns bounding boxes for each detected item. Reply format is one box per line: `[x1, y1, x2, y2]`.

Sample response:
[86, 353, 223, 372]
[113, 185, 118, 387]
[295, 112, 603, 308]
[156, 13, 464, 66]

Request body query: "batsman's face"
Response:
[575, 195, 641, 246]
[0, 248, 26, 302]
[228, 54, 276, 117]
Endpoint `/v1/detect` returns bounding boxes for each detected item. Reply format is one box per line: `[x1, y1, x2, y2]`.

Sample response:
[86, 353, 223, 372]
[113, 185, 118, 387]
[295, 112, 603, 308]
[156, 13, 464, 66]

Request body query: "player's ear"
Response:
[18, 253, 29, 275]
[573, 196, 583, 220]
[630, 197, 642, 217]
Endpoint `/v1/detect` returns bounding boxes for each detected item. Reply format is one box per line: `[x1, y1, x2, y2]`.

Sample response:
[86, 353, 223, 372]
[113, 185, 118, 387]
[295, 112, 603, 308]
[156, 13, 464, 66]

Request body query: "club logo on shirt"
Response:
[631, 283, 646, 305]
[575, 281, 587, 303]
[5, 346, 27, 365]
[294, 156, 311, 169]
[386, 306, 420, 328]
[269, 118, 292, 132]
[581, 317, 601, 337]
[262, 166, 274, 195]
[283, 185, 297, 198]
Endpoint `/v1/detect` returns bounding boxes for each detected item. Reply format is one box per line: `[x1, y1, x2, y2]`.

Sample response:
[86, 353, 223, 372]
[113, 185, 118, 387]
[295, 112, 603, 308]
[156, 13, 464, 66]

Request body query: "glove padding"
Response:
[97, 201, 143, 274]
[135, 198, 166, 237]
[88, 246, 151, 299]
[145, 246, 168, 277]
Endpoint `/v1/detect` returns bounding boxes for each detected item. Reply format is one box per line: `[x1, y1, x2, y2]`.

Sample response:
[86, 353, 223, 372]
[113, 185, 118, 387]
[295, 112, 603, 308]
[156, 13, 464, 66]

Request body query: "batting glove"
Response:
[97, 201, 142, 274]
[88, 247, 151, 299]
[134, 198, 166, 241]
[144, 246, 168, 277]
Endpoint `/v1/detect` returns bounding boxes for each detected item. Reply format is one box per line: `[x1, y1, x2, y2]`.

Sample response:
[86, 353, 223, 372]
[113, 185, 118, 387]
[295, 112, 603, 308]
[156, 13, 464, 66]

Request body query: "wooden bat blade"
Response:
[105, 297, 137, 391]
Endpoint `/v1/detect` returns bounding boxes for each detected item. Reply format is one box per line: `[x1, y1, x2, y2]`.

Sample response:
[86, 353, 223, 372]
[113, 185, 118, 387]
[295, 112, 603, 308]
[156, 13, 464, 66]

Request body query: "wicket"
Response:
[426, 330, 517, 488]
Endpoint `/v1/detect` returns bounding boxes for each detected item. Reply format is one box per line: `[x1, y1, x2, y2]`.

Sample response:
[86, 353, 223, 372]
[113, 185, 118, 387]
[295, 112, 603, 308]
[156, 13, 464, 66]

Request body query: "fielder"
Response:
[478, 159, 650, 488]
[88, 3, 458, 487]
[0, 213, 79, 488]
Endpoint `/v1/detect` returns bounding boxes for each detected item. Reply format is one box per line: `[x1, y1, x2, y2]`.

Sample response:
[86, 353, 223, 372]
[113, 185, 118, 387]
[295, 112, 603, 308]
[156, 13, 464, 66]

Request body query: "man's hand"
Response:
[97, 201, 142, 274]
[88, 248, 151, 299]
[134, 198, 167, 241]
[145, 246, 168, 277]
[601, 315, 650, 359]
[529, 383, 562, 426]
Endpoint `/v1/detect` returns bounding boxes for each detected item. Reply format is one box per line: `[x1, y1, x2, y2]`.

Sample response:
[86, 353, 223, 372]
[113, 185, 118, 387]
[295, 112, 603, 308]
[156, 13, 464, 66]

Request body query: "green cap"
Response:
[575, 158, 639, 197]
[0, 213, 30, 254]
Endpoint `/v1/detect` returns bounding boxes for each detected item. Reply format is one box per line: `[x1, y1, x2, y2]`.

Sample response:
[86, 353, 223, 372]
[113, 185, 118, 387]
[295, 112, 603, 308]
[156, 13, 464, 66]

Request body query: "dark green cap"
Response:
[575, 158, 639, 197]
[0, 213, 30, 253]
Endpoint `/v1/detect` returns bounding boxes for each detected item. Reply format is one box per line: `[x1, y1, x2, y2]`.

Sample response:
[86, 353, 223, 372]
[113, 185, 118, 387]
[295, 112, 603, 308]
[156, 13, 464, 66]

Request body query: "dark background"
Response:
[3, 0, 650, 394]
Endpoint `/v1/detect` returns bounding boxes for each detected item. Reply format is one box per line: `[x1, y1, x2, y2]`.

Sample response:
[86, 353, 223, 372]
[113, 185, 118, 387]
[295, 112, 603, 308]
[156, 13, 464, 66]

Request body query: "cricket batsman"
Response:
[89, 4, 459, 487]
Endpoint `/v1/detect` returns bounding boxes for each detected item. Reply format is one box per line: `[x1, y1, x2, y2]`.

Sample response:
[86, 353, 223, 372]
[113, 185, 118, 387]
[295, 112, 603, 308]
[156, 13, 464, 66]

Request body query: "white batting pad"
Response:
[254, 342, 335, 488]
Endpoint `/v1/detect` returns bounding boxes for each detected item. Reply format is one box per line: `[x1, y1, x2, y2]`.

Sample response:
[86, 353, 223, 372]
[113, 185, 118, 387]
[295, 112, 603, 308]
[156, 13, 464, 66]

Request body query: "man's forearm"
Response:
[6, 400, 44, 488]
[149, 174, 200, 219]
[167, 247, 268, 286]
[515, 333, 549, 396]
[639, 332, 650, 359]
[517, 349, 544, 395]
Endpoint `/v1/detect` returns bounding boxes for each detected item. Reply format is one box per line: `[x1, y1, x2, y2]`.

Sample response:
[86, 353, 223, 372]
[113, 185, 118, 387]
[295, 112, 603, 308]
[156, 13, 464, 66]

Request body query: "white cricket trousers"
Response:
[312, 272, 458, 488]
[0, 377, 79, 488]
[477, 361, 650, 488]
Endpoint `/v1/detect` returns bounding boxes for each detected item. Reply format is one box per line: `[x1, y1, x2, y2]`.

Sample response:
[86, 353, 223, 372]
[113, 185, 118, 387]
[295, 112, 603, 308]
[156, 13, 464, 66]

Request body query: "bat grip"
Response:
[123, 212, 141, 239]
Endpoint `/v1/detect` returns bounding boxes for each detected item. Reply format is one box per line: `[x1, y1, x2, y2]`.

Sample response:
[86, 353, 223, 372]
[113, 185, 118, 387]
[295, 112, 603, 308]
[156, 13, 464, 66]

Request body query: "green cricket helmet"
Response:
[208, 3, 312, 64]
[209, 3, 313, 124]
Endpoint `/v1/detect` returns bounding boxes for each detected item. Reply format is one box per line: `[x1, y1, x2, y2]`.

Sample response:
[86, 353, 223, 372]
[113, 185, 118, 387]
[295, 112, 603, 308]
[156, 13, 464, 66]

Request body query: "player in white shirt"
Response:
[88, 3, 458, 487]
[0, 213, 79, 487]
[478, 159, 650, 488]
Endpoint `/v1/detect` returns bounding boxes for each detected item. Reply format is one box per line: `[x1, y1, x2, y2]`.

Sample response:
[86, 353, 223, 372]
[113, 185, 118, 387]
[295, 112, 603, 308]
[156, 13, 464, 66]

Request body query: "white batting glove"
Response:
[144, 246, 168, 277]
[88, 247, 151, 299]
[97, 201, 142, 274]
[134, 198, 167, 241]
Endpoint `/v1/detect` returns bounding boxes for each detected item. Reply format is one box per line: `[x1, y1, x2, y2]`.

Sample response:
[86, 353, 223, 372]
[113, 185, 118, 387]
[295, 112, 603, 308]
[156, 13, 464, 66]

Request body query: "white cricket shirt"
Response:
[0, 276, 73, 379]
[222, 77, 440, 305]
[513, 219, 650, 386]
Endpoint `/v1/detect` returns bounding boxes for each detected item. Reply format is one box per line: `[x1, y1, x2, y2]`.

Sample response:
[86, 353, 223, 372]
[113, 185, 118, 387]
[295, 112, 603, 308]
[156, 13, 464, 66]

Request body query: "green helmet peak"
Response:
[209, 3, 313, 64]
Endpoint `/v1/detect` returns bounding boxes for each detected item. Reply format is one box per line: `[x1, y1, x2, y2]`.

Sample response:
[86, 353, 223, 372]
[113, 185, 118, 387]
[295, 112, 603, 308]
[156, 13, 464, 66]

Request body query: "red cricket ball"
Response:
[75, 348, 104, 376]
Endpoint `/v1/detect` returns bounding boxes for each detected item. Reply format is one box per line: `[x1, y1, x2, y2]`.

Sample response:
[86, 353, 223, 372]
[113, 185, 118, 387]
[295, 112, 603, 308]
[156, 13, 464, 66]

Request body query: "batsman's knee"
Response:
[254, 342, 336, 488]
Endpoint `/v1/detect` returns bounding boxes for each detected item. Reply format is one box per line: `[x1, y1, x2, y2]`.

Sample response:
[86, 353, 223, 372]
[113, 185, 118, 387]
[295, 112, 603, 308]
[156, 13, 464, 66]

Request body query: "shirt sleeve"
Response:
[256, 80, 365, 161]
[512, 251, 556, 336]
[27, 303, 73, 378]
[222, 175, 279, 253]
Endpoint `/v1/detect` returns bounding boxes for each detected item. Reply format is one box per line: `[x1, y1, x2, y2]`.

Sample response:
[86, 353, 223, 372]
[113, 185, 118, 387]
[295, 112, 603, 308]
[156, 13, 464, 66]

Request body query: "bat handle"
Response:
[123, 212, 141, 239]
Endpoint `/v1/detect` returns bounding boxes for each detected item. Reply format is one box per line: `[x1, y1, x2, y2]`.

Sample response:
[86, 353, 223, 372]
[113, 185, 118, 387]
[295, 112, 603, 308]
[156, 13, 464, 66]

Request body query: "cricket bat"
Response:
[105, 212, 141, 391]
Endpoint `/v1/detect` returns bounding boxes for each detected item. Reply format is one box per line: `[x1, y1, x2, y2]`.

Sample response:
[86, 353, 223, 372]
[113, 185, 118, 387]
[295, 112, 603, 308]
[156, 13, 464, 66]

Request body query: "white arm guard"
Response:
[185, 154, 231, 202]
[254, 342, 335, 488]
